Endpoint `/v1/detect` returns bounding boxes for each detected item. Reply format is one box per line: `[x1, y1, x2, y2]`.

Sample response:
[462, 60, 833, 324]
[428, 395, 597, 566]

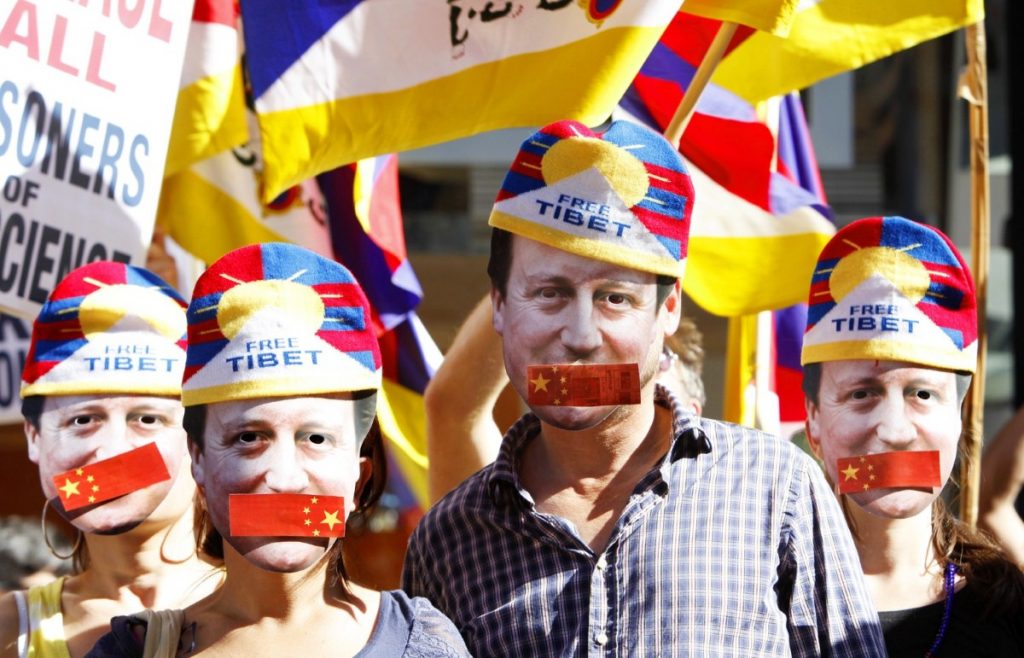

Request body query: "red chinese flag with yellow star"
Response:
[527, 364, 641, 407]
[52, 443, 172, 512]
[229, 493, 346, 538]
[836, 450, 941, 494]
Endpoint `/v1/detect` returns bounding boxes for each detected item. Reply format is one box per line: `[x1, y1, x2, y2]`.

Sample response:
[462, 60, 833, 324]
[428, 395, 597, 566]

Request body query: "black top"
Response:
[878, 582, 1023, 657]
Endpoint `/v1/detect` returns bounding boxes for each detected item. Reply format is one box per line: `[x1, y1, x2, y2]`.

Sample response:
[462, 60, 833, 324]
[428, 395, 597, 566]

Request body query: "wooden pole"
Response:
[960, 21, 989, 529]
[663, 21, 738, 148]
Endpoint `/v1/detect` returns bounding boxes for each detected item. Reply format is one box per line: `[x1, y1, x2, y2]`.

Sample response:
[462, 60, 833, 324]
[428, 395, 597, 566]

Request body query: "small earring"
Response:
[41, 498, 82, 561]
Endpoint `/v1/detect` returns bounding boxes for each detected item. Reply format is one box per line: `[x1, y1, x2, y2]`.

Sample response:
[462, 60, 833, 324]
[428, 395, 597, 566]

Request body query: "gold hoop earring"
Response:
[41, 498, 82, 561]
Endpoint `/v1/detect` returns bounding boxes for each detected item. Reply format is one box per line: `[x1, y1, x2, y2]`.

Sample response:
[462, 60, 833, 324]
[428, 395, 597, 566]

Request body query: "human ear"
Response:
[24, 420, 41, 464]
[804, 400, 824, 460]
[188, 439, 206, 490]
[491, 287, 506, 335]
[660, 281, 682, 336]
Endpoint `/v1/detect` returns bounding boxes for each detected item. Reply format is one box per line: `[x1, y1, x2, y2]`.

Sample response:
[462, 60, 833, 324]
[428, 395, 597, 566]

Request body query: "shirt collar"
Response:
[485, 384, 712, 507]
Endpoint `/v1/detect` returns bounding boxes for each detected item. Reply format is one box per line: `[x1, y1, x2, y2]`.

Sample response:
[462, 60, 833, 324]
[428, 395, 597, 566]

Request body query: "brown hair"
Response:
[838, 470, 1024, 618]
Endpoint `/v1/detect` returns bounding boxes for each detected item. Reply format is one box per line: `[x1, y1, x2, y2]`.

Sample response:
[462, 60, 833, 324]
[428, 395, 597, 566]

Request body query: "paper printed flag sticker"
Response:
[836, 450, 941, 494]
[229, 493, 346, 538]
[53, 443, 172, 512]
[527, 364, 641, 407]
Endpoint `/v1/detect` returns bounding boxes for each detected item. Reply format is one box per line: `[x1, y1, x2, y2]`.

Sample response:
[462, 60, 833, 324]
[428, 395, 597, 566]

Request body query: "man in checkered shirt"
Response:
[402, 120, 885, 657]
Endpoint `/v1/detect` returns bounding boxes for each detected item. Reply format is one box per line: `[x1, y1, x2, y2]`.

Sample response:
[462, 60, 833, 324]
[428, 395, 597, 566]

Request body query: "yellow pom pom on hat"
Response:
[181, 243, 382, 407]
[801, 216, 977, 373]
[21, 262, 188, 397]
[488, 120, 693, 278]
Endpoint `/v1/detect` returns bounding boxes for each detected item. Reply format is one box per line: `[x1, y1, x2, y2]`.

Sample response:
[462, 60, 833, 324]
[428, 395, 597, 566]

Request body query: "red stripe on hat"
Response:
[632, 205, 686, 241]
[837, 451, 941, 494]
[229, 493, 345, 538]
[30, 319, 85, 342]
[319, 329, 382, 368]
[191, 247, 266, 298]
[187, 317, 226, 344]
[916, 301, 978, 347]
[645, 161, 693, 196]
[807, 280, 834, 305]
[817, 217, 884, 263]
[52, 262, 130, 299]
[312, 282, 369, 308]
[53, 443, 172, 511]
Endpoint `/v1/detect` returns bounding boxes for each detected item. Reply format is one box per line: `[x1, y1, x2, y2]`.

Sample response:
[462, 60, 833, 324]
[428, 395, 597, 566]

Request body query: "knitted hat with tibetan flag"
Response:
[801, 216, 977, 373]
[21, 262, 187, 398]
[489, 120, 693, 278]
[181, 243, 381, 406]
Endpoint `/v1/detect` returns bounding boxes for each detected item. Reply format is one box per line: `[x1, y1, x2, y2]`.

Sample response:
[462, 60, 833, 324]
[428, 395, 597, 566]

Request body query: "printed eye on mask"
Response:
[527, 363, 640, 407]
[836, 450, 941, 494]
[53, 442, 171, 512]
[229, 493, 346, 538]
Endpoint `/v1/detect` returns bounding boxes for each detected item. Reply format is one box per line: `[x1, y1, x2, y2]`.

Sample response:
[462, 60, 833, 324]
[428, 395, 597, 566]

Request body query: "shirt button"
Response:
[595, 555, 607, 571]
[595, 632, 609, 646]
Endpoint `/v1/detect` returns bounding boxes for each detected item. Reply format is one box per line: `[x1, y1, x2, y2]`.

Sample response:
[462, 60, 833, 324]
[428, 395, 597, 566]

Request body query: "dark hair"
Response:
[184, 394, 386, 598]
[21, 395, 45, 430]
[488, 228, 677, 305]
[664, 317, 706, 406]
[801, 362, 972, 407]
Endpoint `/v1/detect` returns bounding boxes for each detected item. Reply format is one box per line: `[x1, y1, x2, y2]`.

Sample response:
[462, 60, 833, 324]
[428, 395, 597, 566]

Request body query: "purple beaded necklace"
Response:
[923, 562, 958, 658]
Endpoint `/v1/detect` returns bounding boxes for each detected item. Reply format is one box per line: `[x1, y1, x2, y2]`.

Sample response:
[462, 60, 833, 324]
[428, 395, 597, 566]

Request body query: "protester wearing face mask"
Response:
[801, 216, 1024, 656]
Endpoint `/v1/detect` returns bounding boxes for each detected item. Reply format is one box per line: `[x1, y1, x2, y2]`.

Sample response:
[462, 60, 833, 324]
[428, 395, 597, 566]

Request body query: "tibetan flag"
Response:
[240, 0, 680, 201]
[773, 94, 830, 429]
[229, 493, 346, 538]
[712, 0, 985, 104]
[53, 443, 171, 512]
[166, 0, 248, 176]
[619, 12, 834, 316]
[318, 165, 440, 511]
[682, 0, 799, 36]
[526, 364, 640, 407]
[158, 146, 334, 265]
[837, 451, 942, 494]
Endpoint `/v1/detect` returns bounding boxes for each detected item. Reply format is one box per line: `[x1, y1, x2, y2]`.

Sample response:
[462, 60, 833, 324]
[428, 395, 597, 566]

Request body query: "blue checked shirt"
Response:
[402, 387, 886, 657]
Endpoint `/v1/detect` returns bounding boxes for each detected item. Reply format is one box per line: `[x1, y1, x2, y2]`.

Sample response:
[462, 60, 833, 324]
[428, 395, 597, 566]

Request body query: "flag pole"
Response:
[663, 21, 739, 148]
[959, 20, 989, 529]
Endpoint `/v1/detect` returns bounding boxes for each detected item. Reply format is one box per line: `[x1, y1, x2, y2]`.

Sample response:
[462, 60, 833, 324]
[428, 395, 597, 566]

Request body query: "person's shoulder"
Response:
[419, 463, 499, 526]
[383, 590, 471, 657]
[694, 416, 812, 465]
[0, 590, 22, 658]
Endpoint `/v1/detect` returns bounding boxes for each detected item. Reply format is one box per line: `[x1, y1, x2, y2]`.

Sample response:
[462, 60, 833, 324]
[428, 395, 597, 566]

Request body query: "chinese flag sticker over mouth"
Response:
[527, 364, 641, 407]
[53, 442, 171, 512]
[836, 450, 942, 494]
[229, 493, 346, 538]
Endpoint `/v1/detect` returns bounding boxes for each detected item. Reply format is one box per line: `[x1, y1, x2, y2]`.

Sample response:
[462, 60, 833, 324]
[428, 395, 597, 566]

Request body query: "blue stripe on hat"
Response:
[321, 305, 366, 331]
[811, 257, 839, 284]
[806, 300, 836, 328]
[635, 185, 684, 216]
[500, 169, 547, 198]
[185, 339, 228, 369]
[32, 338, 88, 361]
[879, 216, 961, 267]
[40, 296, 85, 320]
[655, 235, 681, 260]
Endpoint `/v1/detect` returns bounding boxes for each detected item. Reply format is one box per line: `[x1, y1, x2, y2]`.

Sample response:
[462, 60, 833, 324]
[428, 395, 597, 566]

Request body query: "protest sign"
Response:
[0, 313, 30, 424]
[0, 0, 193, 318]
